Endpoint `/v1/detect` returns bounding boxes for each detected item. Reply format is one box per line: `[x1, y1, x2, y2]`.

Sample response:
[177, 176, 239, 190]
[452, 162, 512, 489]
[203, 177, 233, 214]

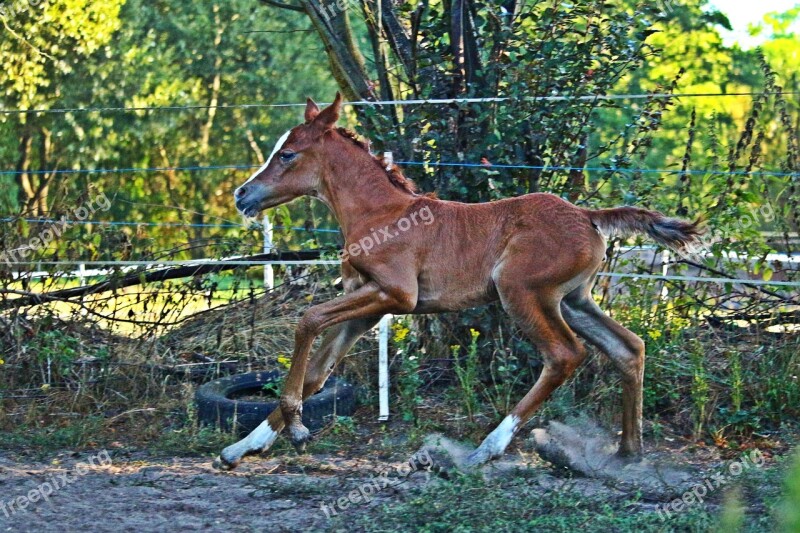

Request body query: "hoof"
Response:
[414, 447, 456, 478]
[615, 447, 643, 463]
[615, 445, 644, 463]
[462, 447, 494, 469]
[288, 423, 311, 452]
[212, 455, 239, 471]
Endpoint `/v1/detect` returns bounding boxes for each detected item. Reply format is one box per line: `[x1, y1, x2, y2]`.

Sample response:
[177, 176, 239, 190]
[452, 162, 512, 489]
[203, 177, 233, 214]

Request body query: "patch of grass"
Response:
[0, 416, 108, 457]
[247, 475, 335, 499]
[152, 394, 238, 456]
[394, 318, 423, 424]
[311, 416, 359, 452]
[451, 329, 481, 423]
[778, 452, 800, 532]
[153, 424, 238, 456]
[345, 473, 717, 532]
[335, 443, 798, 533]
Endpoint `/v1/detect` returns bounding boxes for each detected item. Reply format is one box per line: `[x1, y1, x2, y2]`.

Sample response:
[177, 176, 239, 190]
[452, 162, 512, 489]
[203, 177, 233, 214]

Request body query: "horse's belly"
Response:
[413, 270, 498, 313]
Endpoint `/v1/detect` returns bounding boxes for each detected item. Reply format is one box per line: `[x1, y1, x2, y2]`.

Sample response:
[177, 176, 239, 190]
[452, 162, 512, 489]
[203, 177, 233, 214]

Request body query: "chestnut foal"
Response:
[215, 93, 701, 470]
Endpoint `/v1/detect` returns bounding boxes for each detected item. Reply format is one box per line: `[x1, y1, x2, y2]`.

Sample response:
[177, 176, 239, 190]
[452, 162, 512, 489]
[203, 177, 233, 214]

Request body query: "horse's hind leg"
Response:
[465, 287, 587, 467]
[215, 316, 380, 470]
[561, 286, 645, 457]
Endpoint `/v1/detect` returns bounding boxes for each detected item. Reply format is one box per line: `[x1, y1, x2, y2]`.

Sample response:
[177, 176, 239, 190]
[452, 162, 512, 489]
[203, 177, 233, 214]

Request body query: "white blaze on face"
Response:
[240, 129, 293, 188]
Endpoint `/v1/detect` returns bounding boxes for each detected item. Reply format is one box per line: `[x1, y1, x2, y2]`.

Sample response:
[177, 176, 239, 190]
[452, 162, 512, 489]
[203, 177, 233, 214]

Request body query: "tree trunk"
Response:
[15, 127, 34, 215]
[300, 0, 374, 102]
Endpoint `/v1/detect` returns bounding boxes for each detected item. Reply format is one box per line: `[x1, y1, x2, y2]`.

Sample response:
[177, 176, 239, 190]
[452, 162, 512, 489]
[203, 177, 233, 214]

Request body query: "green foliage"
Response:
[14, 322, 110, 384]
[729, 349, 744, 414]
[484, 333, 526, 418]
[261, 378, 283, 397]
[393, 318, 423, 423]
[0, 0, 337, 252]
[155, 398, 237, 455]
[650, 329, 799, 444]
[0, 0, 125, 110]
[346, 472, 716, 532]
[0, 415, 107, 453]
[451, 329, 481, 423]
[717, 488, 745, 533]
[329, 415, 356, 437]
[690, 340, 711, 440]
[779, 452, 800, 532]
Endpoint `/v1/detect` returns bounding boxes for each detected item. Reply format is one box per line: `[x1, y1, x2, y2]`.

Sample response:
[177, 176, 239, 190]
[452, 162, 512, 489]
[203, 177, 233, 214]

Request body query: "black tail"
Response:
[589, 207, 704, 252]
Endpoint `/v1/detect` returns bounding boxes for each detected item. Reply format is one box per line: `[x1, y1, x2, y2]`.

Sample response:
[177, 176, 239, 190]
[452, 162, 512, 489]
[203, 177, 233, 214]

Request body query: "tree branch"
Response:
[0, 251, 323, 311]
[300, 0, 374, 101]
[259, 0, 304, 12]
[379, 0, 415, 86]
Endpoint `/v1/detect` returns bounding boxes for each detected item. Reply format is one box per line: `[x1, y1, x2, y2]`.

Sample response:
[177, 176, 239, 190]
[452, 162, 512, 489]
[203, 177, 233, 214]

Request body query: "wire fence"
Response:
[1, 160, 797, 178]
[4, 258, 800, 287]
[0, 217, 341, 232]
[1, 91, 798, 115]
[2, 94, 798, 307]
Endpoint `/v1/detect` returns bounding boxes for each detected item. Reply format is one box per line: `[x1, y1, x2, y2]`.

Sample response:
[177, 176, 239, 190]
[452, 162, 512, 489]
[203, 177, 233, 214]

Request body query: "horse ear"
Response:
[304, 97, 320, 123]
[314, 92, 343, 130]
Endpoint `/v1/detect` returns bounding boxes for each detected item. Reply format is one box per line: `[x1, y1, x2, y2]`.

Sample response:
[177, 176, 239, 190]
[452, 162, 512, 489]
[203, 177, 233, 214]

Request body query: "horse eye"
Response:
[279, 150, 297, 162]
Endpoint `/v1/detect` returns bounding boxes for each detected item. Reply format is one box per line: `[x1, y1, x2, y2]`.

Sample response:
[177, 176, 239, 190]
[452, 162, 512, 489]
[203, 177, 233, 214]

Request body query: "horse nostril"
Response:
[235, 186, 247, 199]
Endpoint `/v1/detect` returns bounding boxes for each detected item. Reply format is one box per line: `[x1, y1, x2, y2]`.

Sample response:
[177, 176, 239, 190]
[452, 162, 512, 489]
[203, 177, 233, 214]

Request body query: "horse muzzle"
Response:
[234, 182, 270, 217]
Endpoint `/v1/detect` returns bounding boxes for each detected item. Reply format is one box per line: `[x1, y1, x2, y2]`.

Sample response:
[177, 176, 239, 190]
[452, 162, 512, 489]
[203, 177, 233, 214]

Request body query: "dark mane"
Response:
[335, 127, 419, 195]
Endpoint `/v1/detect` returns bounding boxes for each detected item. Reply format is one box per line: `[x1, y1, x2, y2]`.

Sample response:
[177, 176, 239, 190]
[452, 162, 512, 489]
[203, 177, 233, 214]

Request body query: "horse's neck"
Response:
[319, 150, 414, 238]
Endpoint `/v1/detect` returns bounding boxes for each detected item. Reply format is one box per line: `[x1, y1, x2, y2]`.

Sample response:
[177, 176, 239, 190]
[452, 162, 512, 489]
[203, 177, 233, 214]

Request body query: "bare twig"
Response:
[259, 0, 304, 12]
[0, 251, 322, 311]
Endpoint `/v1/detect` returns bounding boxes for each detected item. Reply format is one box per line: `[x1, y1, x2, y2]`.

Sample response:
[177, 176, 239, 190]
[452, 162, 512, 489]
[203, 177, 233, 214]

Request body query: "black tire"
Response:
[194, 370, 356, 437]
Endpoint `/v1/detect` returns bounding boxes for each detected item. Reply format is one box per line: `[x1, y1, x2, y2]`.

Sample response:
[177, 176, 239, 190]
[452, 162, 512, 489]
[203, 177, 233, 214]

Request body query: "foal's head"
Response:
[234, 93, 345, 217]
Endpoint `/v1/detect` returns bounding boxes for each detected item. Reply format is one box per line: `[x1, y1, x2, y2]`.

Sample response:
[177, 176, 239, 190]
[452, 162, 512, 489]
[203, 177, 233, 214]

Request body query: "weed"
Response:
[393, 318, 423, 423]
[690, 340, 711, 440]
[779, 451, 800, 532]
[451, 328, 481, 422]
[484, 337, 524, 418]
[347, 471, 717, 532]
[153, 384, 237, 455]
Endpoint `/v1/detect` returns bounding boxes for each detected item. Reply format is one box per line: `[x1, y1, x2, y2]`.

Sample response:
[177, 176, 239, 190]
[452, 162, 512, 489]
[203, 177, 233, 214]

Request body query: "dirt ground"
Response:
[1, 418, 786, 533]
[0, 450, 438, 532]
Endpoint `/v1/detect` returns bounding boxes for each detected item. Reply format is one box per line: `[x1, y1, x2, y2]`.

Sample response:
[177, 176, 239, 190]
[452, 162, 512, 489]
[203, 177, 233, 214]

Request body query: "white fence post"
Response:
[263, 214, 274, 290]
[378, 314, 392, 421]
[78, 263, 87, 287]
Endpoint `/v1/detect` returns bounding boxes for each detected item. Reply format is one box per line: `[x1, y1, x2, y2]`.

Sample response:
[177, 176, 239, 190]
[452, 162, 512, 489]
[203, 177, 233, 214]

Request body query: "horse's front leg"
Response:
[281, 281, 415, 450]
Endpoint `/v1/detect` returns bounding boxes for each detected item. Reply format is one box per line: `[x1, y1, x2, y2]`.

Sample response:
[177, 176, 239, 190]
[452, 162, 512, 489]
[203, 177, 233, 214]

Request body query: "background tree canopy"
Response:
[1, 0, 797, 348]
[0, 0, 797, 319]
[1, 6, 799, 519]
[1, 1, 797, 251]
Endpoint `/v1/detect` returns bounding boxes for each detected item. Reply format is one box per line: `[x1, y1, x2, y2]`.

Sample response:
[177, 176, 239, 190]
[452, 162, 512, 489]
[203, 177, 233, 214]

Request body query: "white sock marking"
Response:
[221, 419, 278, 462]
[479, 414, 519, 457]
